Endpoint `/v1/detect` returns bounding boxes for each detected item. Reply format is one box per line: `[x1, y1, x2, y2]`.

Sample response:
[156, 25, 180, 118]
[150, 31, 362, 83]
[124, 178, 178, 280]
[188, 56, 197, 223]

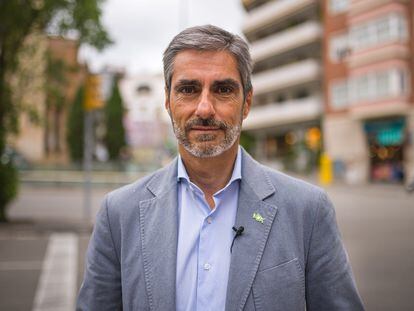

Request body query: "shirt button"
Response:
[203, 263, 211, 271]
[207, 217, 212, 224]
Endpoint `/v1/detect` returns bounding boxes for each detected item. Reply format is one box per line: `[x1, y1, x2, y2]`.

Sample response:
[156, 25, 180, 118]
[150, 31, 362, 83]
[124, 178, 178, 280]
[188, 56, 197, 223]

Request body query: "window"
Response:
[294, 89, 309, 99]
[136, 84, 151, 95]
[331, 80, 349, 109]
[334, 69, 410, 108]
[350, 13, 408, 52]
[329, 0, 349, 14]
[376, 72, 390, 97]
[355, 75, 371, 102]
[348, 69, 409, 105]
[389, 69, 409, 96]
[330, 33, 350, 62]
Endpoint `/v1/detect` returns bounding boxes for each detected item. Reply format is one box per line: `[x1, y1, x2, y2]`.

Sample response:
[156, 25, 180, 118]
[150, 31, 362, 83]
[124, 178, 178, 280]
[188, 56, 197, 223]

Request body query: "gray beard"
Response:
[171, 118, 241, 158]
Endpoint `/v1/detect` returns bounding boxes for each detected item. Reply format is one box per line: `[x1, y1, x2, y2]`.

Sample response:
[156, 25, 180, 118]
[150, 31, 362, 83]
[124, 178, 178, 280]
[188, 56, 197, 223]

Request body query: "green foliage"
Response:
[0, 0, 112, 149]
[104, 80, 126, 160]
[44, 52, 69, 154]
[0, 0, 111, 219]
[66, 86, 84, 161]
[0, 161, 18, 222]
[45, 52, 68, 111]
[240, 131, 255, 153]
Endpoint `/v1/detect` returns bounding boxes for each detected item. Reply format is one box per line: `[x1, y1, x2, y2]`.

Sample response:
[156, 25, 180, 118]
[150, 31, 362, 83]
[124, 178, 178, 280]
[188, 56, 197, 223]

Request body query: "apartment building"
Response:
[241, 0, 323, 173]
[324, 0, 414, 183]
[119, 73, 175, 165]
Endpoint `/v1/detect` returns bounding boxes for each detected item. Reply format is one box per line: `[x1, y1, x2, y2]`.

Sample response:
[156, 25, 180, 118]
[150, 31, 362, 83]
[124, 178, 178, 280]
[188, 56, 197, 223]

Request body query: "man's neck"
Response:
[179, 143, 239, 203]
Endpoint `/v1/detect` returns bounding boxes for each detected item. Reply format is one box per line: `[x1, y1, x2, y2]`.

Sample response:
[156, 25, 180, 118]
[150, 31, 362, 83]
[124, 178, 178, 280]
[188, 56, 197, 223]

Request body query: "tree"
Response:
[104, 79, 126, 160]
[0, 0, 112, 221]
[66, 86, 85, 162]
[0, 159, 18, 222]
[44, 52, 68, 154]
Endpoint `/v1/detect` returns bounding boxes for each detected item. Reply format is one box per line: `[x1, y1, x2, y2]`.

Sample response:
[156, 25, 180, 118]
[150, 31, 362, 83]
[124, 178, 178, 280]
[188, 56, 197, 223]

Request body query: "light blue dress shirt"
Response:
[175, 148, 242, 311]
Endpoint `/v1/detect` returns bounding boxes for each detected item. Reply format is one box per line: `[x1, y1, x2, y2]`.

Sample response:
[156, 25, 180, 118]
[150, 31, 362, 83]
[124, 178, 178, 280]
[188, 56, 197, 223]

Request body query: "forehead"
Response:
[171, 50, 241, 84]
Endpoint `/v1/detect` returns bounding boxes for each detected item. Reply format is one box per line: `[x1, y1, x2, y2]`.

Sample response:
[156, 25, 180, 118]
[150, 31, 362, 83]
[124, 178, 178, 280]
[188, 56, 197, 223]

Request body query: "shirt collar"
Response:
[177, 146, 242, 184]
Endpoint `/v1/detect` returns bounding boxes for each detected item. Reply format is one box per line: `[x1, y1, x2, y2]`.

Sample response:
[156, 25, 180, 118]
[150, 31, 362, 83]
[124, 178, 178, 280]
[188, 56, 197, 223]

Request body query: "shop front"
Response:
[257, 126, 322, 174]
[364, 117, 406, 183]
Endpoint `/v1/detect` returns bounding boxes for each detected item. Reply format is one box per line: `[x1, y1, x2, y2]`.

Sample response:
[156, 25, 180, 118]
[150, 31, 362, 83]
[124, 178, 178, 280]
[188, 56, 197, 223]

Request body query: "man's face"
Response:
[165, 50, 252, 158]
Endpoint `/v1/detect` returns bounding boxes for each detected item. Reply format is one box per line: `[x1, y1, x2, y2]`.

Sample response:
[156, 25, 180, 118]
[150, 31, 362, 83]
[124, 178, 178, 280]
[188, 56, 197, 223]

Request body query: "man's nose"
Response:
[195, 90, 215, 119]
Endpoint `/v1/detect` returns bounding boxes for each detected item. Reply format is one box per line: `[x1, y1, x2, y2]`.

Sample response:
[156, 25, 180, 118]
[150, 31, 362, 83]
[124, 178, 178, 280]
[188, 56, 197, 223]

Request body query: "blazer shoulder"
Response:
[261, 164, 326, 199]
[257, 164, 333, 224]
[104, 160, 177, 216]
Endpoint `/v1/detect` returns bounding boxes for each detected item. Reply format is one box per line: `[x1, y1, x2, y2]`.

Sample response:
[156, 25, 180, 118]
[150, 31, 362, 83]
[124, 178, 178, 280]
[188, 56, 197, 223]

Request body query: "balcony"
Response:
[350, 100, 411, 120]
[348, 44, 411, 68]
[349, 0, 407, 17]
[250, 21, 322, 63]
[243, 0, 317, 35]
[252, 59, 321, 96]
[242, 96, 322, 130]
[242, 0, 268, 11]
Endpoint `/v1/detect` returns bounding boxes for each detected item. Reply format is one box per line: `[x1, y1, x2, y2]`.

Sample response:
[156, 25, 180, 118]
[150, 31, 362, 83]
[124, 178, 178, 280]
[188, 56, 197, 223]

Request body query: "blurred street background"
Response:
[1, 0, 414, 310]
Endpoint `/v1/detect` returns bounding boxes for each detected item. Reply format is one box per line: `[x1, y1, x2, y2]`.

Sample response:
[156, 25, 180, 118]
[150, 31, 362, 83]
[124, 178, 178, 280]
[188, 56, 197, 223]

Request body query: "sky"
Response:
[79, 0, 246, 75]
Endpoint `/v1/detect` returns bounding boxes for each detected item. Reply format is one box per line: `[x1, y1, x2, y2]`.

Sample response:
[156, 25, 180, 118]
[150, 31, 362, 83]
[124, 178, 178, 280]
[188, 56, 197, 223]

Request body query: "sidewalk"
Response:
[19, 169, 147, 186]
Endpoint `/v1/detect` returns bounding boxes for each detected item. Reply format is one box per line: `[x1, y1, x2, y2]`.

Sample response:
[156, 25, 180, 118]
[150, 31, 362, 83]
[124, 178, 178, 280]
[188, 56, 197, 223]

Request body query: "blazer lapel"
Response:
[139, 160, 179, 311]
[225, 150, 278, 311]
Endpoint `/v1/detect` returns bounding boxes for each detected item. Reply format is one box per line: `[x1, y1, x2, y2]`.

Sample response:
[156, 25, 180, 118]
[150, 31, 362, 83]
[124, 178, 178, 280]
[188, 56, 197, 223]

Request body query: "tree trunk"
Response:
[0, 204, 7, 222]
[54, 106, 61, 153]
[44, 104, 50, 155]
[0, 47, 7, 157]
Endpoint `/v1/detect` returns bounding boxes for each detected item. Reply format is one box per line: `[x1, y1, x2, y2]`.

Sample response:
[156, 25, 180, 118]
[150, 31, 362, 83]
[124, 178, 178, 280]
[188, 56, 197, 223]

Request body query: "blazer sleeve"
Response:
[305, 191, 365, 311]
[77, 195, 122, 311]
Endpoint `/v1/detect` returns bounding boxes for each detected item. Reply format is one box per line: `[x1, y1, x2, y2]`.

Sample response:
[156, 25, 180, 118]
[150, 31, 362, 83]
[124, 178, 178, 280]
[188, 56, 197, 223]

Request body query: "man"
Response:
[77, 25, 364, 311]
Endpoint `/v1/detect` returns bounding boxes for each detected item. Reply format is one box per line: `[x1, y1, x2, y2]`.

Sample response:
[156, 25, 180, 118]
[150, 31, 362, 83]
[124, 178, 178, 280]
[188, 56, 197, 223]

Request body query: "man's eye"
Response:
[217, 86, 233, 94]
[178, 86, 196, 94]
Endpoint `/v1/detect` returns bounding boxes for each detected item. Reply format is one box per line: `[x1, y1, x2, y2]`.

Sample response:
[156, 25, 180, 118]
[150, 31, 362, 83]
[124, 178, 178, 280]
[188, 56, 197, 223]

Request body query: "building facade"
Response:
[11, 35, 87, 165]
[323, 0, 414, 184]
[241, 0, 323, 173]
[10, 32, 48, 163]
[119, 73, 175, 166]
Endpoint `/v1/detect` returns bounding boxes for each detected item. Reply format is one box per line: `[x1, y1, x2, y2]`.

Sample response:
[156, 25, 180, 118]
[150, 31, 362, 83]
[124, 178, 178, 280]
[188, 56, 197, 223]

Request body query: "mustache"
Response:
[185, 117, 228, 131]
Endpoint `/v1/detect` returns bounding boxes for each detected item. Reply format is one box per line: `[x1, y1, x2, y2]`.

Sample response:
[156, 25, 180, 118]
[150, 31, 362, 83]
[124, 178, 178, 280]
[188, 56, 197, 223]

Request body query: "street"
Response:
[1, 181, 413, 310]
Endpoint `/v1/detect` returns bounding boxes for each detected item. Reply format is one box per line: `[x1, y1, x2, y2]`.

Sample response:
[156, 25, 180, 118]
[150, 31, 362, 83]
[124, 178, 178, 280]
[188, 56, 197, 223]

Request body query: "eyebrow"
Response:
[174, 79, 201, 90]
[173, 78, 241, 91]
[211, 79, 241, 91]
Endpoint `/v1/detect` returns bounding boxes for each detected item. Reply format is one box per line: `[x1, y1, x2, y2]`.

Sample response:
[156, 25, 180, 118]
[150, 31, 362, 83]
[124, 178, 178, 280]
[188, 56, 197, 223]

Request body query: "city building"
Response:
[44, 36, 87, 164]
[323, 0, 414, 183]
[9, 31, 48, 164]
[11, 34, 87, 165]
[241, 0, 323, 173]
[119, 73, 175, 166]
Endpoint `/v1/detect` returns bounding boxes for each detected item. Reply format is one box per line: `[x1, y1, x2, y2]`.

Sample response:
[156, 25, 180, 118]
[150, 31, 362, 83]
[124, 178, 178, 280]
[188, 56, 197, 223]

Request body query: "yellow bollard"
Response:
[319, 152, 333, 186]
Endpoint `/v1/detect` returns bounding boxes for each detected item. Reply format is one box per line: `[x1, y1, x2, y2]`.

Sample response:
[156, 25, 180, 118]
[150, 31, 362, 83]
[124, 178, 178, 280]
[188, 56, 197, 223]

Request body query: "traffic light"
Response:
[84, 74, 103, 111]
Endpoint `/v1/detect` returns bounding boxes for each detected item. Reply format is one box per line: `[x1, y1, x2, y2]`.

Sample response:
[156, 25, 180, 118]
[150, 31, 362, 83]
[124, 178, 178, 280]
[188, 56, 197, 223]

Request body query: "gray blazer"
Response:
[77, 149, 364, 311]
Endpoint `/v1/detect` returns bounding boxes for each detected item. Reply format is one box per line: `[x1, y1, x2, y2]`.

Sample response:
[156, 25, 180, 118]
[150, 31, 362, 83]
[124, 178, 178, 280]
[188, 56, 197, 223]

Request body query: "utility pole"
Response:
[83, 74, 103, 223]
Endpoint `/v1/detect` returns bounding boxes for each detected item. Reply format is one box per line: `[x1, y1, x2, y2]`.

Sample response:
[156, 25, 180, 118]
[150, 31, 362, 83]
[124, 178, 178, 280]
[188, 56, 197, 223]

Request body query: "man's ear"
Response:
[242, 89, 253, 120]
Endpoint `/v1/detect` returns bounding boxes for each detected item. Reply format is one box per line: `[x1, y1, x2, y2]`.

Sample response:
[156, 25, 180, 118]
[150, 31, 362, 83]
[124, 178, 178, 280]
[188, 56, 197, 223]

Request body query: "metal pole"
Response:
[83, 110, 93, 223]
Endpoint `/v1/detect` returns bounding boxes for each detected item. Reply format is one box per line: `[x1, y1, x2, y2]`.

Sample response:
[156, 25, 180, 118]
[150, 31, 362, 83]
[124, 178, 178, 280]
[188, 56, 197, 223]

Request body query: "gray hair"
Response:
[163, 25, 252, 97]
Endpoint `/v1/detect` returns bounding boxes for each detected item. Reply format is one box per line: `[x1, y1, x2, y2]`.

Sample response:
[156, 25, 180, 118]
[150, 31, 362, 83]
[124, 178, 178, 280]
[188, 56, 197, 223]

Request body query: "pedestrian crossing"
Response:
[32, 233, 78, 311]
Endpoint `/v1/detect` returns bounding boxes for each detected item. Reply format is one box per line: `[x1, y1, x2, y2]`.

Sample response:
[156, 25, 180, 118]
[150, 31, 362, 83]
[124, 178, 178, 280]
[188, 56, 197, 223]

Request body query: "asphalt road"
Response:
[1, 182, 413, 310]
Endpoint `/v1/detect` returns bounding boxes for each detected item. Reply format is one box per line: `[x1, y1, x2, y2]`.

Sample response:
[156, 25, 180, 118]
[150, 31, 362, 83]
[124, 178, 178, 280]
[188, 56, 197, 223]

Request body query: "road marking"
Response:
[32, 233, 78, 311]
[0, 261, 43, 270]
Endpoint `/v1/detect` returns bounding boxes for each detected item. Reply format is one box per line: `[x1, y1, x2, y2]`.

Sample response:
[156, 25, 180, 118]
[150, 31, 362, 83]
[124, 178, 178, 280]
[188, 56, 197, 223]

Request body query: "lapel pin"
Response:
[252, 212, 265, 224]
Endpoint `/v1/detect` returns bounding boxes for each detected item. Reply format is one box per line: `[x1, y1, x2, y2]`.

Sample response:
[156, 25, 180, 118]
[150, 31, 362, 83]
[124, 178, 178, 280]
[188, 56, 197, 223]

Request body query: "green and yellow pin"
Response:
[252, 212, 265, 224]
